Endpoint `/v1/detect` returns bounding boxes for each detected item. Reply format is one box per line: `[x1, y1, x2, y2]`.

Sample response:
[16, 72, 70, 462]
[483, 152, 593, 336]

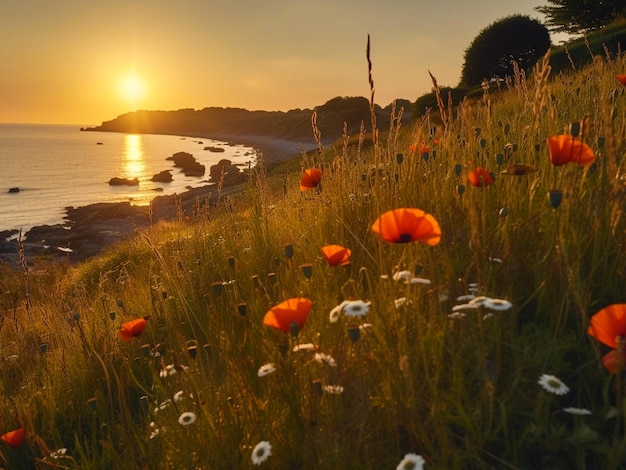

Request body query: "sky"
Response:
[0, 0, 561, 126]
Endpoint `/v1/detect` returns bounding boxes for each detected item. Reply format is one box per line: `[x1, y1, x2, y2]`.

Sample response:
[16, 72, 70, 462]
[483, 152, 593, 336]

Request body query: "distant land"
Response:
[83, 96, 414, 154]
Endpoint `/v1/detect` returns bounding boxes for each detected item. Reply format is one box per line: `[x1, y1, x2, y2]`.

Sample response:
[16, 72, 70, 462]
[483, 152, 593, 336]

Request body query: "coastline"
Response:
[0, 134, 314, 268]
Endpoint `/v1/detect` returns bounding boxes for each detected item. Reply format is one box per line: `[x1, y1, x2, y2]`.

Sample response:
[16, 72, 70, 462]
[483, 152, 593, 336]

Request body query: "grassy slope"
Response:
[1, 51, 626, 469]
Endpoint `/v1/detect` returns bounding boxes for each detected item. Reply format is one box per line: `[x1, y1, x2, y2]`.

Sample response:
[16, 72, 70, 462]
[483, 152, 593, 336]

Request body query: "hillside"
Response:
[83, 96, 414, 148]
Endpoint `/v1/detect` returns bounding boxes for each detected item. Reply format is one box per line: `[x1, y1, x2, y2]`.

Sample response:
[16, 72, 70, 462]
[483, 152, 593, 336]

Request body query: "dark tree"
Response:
[536, 0, 626, 34]
[460, 15, 551, 88]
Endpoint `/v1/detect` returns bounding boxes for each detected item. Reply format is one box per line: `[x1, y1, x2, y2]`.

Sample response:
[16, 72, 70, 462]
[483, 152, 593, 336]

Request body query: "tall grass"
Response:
[1, 48, 626, 469]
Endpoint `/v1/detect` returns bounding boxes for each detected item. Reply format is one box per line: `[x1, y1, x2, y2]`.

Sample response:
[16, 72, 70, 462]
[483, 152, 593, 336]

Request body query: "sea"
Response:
[0, 123, 257, 234]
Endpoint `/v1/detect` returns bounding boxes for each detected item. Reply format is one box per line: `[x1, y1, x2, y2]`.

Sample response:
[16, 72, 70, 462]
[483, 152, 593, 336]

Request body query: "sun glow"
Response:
[123, 134, 145, 178]
[119, 75, 146, 106]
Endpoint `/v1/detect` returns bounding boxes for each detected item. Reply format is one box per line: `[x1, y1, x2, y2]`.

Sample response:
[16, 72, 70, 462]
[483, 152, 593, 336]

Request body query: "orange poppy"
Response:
[371, 208, 441, 245]
[1, 427, 24, 448]
[299, 168, 323, 191]
[587, 304, 626, 349]
[547, 135, 595, 166]
[118, 317, 148, 342]
[263, 298, 312, 333]
[616, 75, 626, 86]
[468, 167, 494, 187]
[602, 350, 626, 374]
[321, 244, 352, 266]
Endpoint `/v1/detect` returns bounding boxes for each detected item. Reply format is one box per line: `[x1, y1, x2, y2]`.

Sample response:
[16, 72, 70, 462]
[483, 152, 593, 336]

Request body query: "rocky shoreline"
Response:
[0, 134, 312, 269]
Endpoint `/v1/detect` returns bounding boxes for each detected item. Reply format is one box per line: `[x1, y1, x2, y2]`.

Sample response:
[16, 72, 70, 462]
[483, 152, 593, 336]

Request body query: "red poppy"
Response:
[587, 304, 626, 349]
[547, 135, 595, 166]
[263, 298, 312, 333]
[468, 167, 494, 187]
[118, 317, 148, 342]
[371, 208, 441, 245]
[300, 168, 323, 191]
[321, 244, 351, 266]
[1, 428, 24, 448]
[602, 350, 626, 374]
[616, 75, 626, 86]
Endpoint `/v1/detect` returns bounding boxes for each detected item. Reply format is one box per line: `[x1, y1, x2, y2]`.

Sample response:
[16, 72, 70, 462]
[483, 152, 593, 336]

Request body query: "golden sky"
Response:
[1, 0, 556, 125]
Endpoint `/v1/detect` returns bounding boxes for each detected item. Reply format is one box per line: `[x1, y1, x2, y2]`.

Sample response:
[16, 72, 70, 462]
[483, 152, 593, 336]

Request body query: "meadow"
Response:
[1, 47, 626, 469]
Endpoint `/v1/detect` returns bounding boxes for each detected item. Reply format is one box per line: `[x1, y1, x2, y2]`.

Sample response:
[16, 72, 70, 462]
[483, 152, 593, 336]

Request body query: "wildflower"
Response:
[588, 304, 626, 349]
[468, 166, 494, 187]
[251, 441, 272, 465]
[538, 374, 570, 395]
[154, 399, 172, 413]
[448, 312, 466, 319]
[409, 277, 431, 285]
[601, 349, 626, 374]
[329, 302, 345, 323]
[300, 168, 322, 191]
[563, 407, 592, 416]
[118, 317, 148, 342]
[483, 298, 513, 311]
[178, 412, 197, 426]
[323, 385, 344, 394]
[321, 244, 352, 266]
[469, 296, 490, 307]
[159, 364, 177, 378]
[50, 448, 68, 459]
[0, 427, 24, 448]
[395, 297, 412, 309]
[343, 300, 370, 317]
[263, 298, 312, 333]
[371, 208, 441, 245]
[257, 363, 277, 377]
[452, 303, 479, 312]
[396, 453, 425, 470]
[393, 270, 414, 282]
[314, 352, 337, 367]
[293, 343, 315, 352]
[173, 391, 185, 402]
[456, 294, 475, 302]
[547, 135, 595, 166]
[616, 75, 626, 86]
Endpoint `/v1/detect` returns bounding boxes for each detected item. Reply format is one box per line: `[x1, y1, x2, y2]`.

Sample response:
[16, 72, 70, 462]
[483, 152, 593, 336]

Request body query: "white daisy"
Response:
[251, 441, 272, 465]
[173, 390, 185, 402]
[456, 294, 476, 302]
[329, 302, 347, 323]
[538, 374, 570, 395]
[409, 277, 431, 285]
[343, 300, 370, 317]
[563, 407, 592, 415]
[393, 270, 414, 282]
[396, 453, 425, 470]
[483, 298, 513, 311]
[50, 448, 68, 459]
[257, 363, 277, 377]
[448, 312, 466, 319]
[293, 343, 315, 352]
[395, 297, 412, 309]
[314, 352, 337, 367]
[323, 385, 344, 394]
[178, 411, 197, 426]
[452, 303, 478, 312]
[469, 296, 490, 306]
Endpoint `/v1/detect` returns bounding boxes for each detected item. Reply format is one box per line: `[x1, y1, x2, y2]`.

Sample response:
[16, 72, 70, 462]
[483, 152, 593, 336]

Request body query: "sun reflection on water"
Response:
[123, 134, 145, 178]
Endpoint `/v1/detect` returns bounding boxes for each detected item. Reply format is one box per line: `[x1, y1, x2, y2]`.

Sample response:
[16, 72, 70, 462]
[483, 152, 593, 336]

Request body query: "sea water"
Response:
[0, 123, 256, 233]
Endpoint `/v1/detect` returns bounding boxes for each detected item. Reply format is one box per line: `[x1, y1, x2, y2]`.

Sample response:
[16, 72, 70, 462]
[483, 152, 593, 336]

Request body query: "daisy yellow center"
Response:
[401, 462, 417, 470]
[256, 448, 266, 458]
[547, 378, 561, 388]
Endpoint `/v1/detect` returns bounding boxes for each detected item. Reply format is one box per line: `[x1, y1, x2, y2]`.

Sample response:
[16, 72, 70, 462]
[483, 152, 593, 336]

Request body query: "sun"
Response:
[119, 75, 146, 105]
